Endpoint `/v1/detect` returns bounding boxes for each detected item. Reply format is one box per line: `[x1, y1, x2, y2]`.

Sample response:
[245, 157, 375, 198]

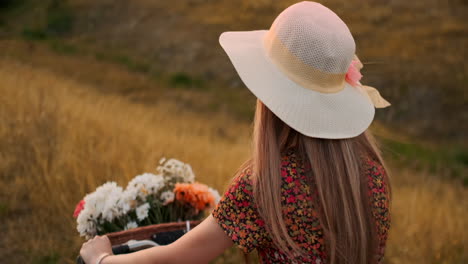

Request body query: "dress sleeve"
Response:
[365, 158, 391, 263]
[211, 166, 268, 253]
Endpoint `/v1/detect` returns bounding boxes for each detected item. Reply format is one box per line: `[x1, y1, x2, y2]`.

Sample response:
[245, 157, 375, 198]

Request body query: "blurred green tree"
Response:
[0, 0, 17, 9]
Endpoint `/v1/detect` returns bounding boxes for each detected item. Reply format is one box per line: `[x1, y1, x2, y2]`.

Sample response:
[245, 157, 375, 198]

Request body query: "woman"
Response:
[80, 2, 392, 264]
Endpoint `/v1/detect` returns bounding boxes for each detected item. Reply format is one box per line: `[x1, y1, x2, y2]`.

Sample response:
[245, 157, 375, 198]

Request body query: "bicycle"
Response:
[76, 221, 200, 264]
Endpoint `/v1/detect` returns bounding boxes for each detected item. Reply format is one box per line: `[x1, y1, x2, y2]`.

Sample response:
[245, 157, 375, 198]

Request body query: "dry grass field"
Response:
[0, 58, 466, 264]
[0, 59, 250, 263]
[0, 0, 467, 263]
[2, 0, 467, 139]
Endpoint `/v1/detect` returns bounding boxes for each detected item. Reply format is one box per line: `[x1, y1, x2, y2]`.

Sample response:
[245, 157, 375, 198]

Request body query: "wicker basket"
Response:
[107, 220, 202, 245]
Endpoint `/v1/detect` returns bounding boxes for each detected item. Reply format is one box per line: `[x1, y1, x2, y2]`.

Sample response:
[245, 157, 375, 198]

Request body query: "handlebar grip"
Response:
[76, 244, 130, 264]
[76, 255, 85, 264]
[112, 244, 130, 255]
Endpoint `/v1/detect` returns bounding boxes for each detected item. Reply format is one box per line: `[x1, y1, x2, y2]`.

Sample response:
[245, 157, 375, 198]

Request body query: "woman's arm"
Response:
[103, 214, 234, 264]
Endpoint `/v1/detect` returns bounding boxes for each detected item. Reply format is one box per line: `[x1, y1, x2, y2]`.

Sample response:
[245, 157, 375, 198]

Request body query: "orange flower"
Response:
[174, 182, 215, 211]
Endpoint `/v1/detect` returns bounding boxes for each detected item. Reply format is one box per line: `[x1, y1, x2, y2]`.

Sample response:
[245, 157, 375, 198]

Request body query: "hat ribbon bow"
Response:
[345, 55, 391, 108]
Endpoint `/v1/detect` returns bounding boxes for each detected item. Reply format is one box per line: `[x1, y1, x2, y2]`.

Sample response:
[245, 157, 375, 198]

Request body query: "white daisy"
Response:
[76, 181, 124, 238]
[136, 202, 150, 221]
[160, 191, 175, 205]
[156, 158, 195, 183]
[124, 221, 138, 230]
[125, 173, 164, 200]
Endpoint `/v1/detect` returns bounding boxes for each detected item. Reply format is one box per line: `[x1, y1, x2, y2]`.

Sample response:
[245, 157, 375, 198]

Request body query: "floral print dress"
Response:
[212, 149, 391, 263]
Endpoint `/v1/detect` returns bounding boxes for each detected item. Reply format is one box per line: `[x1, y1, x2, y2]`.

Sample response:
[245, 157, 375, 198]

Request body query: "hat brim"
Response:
[219, 30, 375, 139]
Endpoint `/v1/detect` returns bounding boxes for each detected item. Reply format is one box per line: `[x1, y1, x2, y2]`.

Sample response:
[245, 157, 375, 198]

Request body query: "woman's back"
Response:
[212, 148, 391, 263]
[79, 2, 393, 264]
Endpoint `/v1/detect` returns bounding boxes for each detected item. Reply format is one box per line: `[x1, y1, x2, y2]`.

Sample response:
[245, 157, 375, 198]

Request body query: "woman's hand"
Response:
[78, 216, 233, 264]
[80, 235, 113, 264]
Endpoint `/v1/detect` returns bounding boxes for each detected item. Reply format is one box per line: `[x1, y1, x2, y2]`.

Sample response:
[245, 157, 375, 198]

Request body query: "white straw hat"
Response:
[219, 1, 391, 139]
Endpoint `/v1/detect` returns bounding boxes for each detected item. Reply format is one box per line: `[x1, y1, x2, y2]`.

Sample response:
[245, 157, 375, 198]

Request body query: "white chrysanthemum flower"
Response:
[117, 190, 137, 215]
[102, 185, 124, 222]
[208, 187, 221, 205]
[156, 158, 195, 183]
[160, 191, 175, 205]
[77, 208, 97, 239]
[76, 181, 124, 238]
[125, 173, 165, 201]
[136, 202, 150, 221]
[124, 221, 138, 230]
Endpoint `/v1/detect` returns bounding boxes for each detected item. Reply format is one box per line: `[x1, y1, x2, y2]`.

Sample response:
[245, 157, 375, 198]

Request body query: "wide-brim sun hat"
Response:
[219, 1, 391, 139]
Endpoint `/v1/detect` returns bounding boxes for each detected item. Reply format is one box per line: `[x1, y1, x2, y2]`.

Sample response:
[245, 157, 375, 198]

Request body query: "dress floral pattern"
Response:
[212, 149, 391, 263]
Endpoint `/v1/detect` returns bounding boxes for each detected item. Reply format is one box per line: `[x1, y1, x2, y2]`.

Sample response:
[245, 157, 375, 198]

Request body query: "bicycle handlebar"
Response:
[76, 240, 158, 264]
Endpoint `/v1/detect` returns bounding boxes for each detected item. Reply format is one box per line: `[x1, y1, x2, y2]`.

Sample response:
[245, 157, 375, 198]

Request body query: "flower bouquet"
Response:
[73, 158, 220, 242]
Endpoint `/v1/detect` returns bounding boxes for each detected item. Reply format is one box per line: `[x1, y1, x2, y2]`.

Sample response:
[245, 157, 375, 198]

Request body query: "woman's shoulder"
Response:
[361, 155, 389, 187]
[283, 147, 387, 173]
[226, 163, 255, 199]
[280, 147, 303, 170]
[232, 162, 254, 184]
[233, 150, 303, 181]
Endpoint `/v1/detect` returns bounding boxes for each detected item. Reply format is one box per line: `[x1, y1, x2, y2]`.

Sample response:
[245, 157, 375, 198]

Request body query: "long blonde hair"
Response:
[239, 99, 391, 264]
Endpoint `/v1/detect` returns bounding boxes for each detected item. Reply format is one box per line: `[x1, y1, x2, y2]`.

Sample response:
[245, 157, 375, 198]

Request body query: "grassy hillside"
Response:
[0, 59, 251, 263]
[1, 0, 467, 140]
[0, 56, 467, 264]
[0, 1, 467, 263]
